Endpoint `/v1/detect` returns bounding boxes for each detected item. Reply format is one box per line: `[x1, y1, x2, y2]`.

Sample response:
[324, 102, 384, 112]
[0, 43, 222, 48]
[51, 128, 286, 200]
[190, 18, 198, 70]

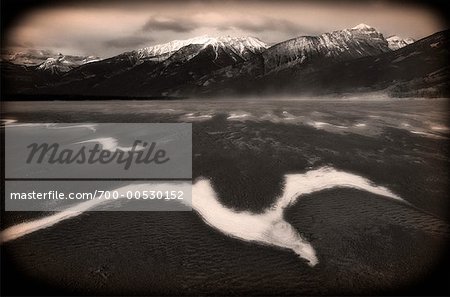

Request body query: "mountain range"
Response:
[2, 24, 448, 99]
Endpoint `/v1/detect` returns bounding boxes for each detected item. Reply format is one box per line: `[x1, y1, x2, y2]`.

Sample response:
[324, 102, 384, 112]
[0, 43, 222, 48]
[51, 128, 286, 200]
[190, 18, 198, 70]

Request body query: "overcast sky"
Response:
[5, 0, 447, 58]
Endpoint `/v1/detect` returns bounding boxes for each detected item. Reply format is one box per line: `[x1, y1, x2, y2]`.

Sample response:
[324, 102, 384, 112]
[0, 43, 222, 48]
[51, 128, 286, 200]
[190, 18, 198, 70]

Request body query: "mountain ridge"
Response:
[2, 25, 447, 99]
[194, 30, 449, 98]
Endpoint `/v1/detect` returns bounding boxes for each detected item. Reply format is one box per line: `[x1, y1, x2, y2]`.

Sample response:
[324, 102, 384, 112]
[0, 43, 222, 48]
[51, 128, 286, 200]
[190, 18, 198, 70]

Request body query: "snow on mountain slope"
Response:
[132, 36, 268, 61]
[387, 35, 415, 50]
[1, 49, 100, 70]
[7, 25, 442, 98]
[262, 23, 390, 72]
[78, 38, 268, 97]
[1, 49, 57, 65]
[37, 54, 100, 74]
[351, 23, 374, 30]
[195, 30, 449, 98]
[30, 36, 268, 96]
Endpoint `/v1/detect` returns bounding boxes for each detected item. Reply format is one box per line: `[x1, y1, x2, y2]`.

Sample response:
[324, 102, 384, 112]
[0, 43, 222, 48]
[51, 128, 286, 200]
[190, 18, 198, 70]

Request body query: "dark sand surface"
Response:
[1, 98, 449, 295]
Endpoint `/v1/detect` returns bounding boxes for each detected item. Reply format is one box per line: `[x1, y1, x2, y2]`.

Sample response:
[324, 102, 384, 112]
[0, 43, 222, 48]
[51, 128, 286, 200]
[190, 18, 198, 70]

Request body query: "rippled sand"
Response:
[1, 98, 449, 295]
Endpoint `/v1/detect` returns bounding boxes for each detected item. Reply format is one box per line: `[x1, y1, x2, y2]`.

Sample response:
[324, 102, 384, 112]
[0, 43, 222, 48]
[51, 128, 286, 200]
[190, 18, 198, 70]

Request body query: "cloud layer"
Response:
[104, 36, 154, 48]
[4, 1, 446, 58]
[142, 17, 197, 32]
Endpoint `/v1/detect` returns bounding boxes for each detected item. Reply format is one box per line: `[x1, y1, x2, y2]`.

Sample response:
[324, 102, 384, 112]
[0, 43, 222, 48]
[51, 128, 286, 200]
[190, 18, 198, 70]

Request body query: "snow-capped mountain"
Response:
[1, 49, 57, 65]
[1, 49, 100, 73]
[195, 30, 449, 98]
[192, 23, 392, 90]
[261, 23, 389, 72]
[37, 54, 100, 74]
[128, 35, 268, 62]
[3, 26, 447, 98]
[350, 23, 387, 39]
[270, 30, 447, 98]
[85, 26, 392, 96]
[36, 35, 268, 95]
[386, 35, 415, 50]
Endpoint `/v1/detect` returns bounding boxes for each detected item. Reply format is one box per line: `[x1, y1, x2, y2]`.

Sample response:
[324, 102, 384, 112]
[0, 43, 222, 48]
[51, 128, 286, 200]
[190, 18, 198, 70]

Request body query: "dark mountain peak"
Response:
[261, 25, 389, 73]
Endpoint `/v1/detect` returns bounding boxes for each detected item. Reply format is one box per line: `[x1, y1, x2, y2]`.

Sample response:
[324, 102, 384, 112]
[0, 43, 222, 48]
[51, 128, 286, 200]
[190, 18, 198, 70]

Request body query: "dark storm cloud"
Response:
[103, 36, 154, 48]
[142, 17, 197, 32]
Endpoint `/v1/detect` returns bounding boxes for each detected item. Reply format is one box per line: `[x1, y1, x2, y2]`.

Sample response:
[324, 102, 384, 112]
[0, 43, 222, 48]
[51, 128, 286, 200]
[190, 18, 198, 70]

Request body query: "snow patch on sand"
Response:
[4, 123, 97, 132]
[49, 124, 97, 132]
[227, 112, 251, 120]
[282, 111, 296, 120]
[0, 183, 183, 243]
[1, 167, 404, 267]
[4, 123, 54, 128]
[74, 137, 145, 152]
[181, 113, 213, 121]
[409, 130, 446, 139]
[309, 121, 348, 129]
[430, 125, 449, 132]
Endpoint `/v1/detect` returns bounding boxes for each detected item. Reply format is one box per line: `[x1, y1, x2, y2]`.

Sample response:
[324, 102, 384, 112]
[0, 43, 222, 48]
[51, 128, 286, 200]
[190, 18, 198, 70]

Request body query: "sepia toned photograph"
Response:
[1, 0, 449, 295]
